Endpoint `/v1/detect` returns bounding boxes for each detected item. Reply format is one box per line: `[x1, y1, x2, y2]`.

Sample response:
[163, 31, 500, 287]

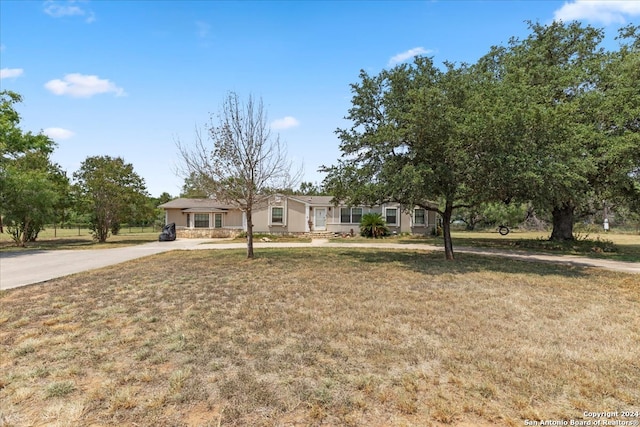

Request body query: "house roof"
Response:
[159, 195, 370, 210]
[159, 198, 236, 210]
[288, 195, 337, 206]
[181, 207, 230, 213]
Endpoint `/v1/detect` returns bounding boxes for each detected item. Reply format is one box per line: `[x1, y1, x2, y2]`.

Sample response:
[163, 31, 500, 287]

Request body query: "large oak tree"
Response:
[322, 58, 490, 260]
[482, 22, 640, 240]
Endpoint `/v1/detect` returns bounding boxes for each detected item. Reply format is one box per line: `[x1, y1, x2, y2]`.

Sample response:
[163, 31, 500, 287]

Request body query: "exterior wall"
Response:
[286, 199, 307, 233]
[166, 209, 188, 227]
[326, 206, 378, 234]
[399, 211, 412, 234]
[165, 198, 440, 237]
[252, 206, 270, 233]
[254, 197, 308, 234]
[327, 205, 409, 235]
[253, 197, 329, 234]
[166, 208, 244, 233]
[326, 205, 438, 236]
[224, 210, 244, 228]
[410, 210, 438, 235]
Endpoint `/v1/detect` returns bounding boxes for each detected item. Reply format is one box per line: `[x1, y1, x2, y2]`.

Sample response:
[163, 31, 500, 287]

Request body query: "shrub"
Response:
[360, 213, 390, 238]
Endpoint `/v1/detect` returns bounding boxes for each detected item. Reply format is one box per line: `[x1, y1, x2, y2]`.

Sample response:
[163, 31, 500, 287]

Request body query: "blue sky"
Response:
[1, 0, 639, 197]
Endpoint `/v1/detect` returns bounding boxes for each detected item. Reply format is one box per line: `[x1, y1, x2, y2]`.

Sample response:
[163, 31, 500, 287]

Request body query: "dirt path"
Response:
[2, 239, 638, 290]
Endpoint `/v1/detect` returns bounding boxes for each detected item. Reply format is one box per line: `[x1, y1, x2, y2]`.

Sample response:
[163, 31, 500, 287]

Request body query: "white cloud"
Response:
[0, 68, 24, 79]
[44, 73, 126, 98]
[43, 127, 75, 140]
[43, 0, 96, 23]
[271, 116, 300, 130]
[388, 47, 433, 66]
[554, 0, 640, 25]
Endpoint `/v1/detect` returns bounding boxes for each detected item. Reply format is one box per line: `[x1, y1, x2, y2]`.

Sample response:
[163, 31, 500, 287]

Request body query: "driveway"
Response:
[1, 239, 638, 290]
[0, 239, 210, 290]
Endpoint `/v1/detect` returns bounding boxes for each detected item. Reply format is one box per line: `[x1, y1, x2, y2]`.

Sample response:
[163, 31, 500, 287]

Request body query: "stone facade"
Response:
[176, 228, 240, 239]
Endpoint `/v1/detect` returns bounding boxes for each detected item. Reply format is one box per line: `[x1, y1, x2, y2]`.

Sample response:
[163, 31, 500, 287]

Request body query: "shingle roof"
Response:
[288, 195, 337, 205]
[158, 198, 236, 210]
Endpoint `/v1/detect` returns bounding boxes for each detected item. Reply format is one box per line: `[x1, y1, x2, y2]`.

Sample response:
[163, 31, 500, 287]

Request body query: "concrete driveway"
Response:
[0, 239, 211, 290]
[1, 239, 639, 290]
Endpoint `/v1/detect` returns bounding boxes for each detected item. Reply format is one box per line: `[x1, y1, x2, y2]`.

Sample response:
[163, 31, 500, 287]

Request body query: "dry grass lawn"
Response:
[1, 248, 639, 426]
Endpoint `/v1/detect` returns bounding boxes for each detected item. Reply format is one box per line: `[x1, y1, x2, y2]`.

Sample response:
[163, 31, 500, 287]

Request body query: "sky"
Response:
[1, 0, 639, 197]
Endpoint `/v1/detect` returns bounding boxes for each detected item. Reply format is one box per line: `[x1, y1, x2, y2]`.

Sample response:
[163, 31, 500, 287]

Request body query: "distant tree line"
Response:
[0, 90, 170, 246]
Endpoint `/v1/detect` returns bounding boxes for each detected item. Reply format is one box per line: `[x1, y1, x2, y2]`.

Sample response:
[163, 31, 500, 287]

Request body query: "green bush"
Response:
[360, 213, 390, 238]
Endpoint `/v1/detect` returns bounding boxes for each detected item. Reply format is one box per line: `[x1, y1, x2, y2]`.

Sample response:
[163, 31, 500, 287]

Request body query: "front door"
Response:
[314, 208, 327, 231]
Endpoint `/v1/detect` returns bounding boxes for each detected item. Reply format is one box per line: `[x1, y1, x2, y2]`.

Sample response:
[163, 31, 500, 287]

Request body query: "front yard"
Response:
[1, 248, 638, 426]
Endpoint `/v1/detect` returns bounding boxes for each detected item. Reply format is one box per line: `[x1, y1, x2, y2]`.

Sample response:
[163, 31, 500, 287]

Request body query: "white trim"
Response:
[214, 213, 223, 229]
[384, 207, 398, 226]
[269, 197, 287, 226]
[413, 208, 426, 227]
[193, 212, 211, 228]
[270, 206, 286, 226]
[339, 206, 363, 224]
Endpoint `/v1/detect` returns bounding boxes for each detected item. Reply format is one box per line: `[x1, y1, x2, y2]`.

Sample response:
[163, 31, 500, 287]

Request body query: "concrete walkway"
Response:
[1, 238, 638, 290]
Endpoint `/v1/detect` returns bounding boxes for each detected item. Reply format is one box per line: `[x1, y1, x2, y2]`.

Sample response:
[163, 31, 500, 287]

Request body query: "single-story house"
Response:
[159, 195, 438, 238]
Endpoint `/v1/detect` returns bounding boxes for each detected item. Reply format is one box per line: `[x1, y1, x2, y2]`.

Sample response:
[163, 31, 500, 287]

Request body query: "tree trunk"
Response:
[550, 203, 575, 241]
[442, 201, 455, 260]
[246, 208, 254, 259]
[20, 219, 30, 247]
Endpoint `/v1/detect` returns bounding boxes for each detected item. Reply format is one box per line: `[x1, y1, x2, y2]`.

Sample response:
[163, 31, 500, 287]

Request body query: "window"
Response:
[194, 213, 209, 228]
[186, 213, 190, 228]
[340, 207, 351, 223]
[385, 208, 398, 225]
[214, 213, 223, 228]
[414, 209, 425, 225]
[340, 207, 363, 223]
[352, 207, 362, 223]
[271, 207, 284, 224]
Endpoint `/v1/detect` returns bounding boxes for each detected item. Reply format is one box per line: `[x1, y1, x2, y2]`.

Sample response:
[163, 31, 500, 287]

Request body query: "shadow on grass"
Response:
[255, 247, 591, 278]
[452, 237, 639, 263]
[397, 234, 640, 263]
[0, 238, 157, 252]
[0, 239, 90, 252]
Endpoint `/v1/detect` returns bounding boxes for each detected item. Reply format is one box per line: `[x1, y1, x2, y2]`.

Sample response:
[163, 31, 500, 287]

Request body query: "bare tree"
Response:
[177, 92, 301, 258]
